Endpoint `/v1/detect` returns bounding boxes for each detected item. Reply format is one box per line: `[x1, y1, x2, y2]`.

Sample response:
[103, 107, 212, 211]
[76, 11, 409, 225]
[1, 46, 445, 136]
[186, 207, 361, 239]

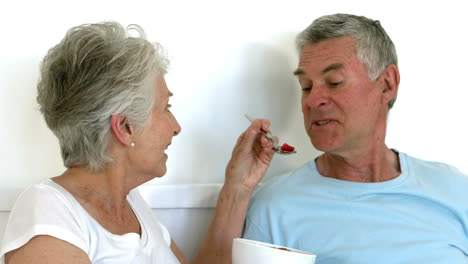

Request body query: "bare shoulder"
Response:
[5, 235, 91, 264]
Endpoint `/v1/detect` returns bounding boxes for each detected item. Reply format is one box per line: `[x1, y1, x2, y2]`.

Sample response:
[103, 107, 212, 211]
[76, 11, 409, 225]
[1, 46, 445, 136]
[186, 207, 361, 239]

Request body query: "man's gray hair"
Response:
[296, 14, 398, 108]
[37, 21, 168, 170]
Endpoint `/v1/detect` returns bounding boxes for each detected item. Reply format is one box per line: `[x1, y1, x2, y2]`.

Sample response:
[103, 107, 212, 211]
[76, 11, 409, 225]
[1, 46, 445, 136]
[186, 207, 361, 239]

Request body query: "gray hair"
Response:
[296, 13, 398, 108]
[37, 21, 169, 170]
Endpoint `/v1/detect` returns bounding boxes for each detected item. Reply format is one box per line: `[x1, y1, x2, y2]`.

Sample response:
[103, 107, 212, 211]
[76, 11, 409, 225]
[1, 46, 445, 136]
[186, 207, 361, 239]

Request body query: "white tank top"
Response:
[0, 179, 180, 264]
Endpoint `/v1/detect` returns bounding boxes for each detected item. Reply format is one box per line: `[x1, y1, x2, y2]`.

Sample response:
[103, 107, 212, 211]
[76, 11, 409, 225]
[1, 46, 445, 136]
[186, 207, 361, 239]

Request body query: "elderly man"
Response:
[243, 13, 468, 263]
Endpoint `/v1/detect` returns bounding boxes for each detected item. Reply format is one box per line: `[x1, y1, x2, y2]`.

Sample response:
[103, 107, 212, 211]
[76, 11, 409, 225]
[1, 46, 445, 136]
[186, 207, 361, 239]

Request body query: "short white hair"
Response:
[297, 14, 398, 108]
[37, 21, 169, 170]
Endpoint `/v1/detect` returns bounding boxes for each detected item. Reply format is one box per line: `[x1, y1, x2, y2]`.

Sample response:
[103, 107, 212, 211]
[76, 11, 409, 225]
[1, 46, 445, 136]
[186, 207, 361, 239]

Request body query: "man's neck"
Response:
[316, 146, 401, 182]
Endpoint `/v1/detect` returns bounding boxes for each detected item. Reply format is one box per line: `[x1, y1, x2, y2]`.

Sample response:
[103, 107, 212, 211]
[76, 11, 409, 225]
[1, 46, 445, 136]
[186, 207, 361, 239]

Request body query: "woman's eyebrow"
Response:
[293, 68, 304, 76]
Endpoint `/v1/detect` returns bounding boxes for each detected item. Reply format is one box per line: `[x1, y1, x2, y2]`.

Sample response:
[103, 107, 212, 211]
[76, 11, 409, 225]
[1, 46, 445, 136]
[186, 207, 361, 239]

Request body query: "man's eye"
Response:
[329, 81, 342, 87]
[167, 104, 172, 111]
[302, 87, 312, 92]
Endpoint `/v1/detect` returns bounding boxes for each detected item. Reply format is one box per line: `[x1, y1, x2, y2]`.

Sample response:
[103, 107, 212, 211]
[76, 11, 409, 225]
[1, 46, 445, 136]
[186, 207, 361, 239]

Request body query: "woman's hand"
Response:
[192, 119, 275, 264]
[224, 119, 275, 195]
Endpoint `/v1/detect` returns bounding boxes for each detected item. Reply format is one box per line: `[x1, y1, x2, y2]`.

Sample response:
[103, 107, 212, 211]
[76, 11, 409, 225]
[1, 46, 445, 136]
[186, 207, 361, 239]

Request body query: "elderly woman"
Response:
[0, 22, 274, 264]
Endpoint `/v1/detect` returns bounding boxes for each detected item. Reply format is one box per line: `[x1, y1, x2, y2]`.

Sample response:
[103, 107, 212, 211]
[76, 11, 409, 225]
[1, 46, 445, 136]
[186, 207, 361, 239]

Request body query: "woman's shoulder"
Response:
[1, 179, 90, 259]
[11, 179, 73, 211]
[8, 178, 88, 230]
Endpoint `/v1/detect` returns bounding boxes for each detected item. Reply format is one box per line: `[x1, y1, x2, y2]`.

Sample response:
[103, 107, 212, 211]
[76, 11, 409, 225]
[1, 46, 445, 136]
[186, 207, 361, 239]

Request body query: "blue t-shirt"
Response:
[243, 151, 468, 264]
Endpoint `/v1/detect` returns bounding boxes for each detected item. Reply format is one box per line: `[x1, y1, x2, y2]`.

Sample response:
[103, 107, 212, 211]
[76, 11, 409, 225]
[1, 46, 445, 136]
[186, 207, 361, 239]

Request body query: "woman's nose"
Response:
[173, 117, 182, 136]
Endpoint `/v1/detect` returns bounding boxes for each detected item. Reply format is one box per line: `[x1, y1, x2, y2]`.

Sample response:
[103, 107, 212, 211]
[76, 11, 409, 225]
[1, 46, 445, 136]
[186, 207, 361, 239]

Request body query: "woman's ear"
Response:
[110, 115, 134, 147]
[381, 64, 400, 106]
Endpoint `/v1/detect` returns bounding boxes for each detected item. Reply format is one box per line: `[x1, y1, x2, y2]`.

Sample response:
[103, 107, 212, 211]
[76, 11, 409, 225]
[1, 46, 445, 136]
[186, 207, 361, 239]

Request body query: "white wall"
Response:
[1, 0, 467, 189]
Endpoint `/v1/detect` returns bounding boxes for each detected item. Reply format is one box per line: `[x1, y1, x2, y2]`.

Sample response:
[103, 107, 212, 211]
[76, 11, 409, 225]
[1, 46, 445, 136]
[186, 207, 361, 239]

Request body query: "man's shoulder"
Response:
[251, 160, 315, 203]
[404, 152, 465, 177]
[402, 152, 468, 188]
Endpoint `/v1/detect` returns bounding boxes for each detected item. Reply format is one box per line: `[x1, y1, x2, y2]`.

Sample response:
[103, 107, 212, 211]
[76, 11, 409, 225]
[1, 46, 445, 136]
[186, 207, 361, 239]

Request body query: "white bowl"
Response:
[232, 238, 316, 264]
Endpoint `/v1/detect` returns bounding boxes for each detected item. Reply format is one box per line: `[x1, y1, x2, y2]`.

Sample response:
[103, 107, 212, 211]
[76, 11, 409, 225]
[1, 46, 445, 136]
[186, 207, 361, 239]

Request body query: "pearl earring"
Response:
[131, 142, 135, 147]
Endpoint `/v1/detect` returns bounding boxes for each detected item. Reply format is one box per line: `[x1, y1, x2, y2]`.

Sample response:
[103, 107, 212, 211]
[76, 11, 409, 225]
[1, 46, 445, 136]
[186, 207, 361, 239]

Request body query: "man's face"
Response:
[295, 36, 388, 155]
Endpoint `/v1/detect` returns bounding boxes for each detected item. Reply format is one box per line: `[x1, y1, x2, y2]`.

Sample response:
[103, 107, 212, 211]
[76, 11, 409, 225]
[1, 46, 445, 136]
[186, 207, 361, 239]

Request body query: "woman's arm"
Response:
[171, 239, 189, 264]
[5, 235, 91, 264]
[191, 119, 274, 264]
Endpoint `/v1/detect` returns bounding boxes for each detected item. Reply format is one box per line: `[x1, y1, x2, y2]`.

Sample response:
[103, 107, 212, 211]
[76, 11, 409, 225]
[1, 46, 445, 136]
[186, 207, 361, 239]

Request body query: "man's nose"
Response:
[305, 85, 330, 108]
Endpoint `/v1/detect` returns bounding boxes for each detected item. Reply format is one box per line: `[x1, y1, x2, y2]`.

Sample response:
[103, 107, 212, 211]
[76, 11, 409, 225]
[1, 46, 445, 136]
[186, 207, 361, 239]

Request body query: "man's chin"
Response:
[311, 140, 339, 153]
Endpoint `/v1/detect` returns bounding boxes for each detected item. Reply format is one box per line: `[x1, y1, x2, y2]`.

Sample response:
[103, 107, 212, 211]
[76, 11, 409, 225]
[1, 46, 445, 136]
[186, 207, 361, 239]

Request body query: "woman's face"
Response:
[131, 74, 181, 178]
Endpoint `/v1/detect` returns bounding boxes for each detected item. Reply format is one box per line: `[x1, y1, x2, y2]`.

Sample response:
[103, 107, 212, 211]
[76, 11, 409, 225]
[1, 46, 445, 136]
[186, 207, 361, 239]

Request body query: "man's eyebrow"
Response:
[168, 91, 173, 97]
[322, 63, 343, 74]
[293, 63, 343, 76]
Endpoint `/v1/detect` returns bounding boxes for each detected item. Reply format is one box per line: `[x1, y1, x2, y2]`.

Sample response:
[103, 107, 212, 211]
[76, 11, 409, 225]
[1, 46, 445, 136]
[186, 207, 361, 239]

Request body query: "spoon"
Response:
[244, 114, 297, 155]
